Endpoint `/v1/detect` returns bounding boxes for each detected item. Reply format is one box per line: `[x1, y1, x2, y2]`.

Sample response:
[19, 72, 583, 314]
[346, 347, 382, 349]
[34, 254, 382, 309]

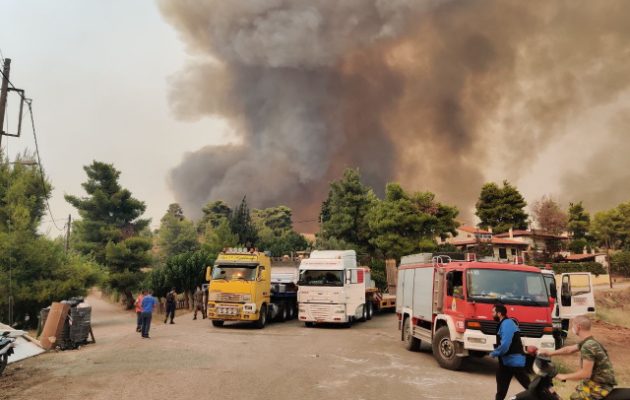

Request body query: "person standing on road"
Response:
[490, 303, 531, 400]
[540, 315, 616, 400]
[164, 287, 177, 324]
[193, 286, 205, 320]
[134, 290, 146, 333]
[140, 290, 158, 339]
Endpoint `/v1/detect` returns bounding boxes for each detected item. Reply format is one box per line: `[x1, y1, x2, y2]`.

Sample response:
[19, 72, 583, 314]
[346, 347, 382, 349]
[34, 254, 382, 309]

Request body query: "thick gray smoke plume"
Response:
[158, 0, 630, 229]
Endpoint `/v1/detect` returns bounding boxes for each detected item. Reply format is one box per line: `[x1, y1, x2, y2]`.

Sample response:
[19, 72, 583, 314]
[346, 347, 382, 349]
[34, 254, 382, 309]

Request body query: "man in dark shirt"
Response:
[490, 304, 530, 400]
[164, 287, 177, 324]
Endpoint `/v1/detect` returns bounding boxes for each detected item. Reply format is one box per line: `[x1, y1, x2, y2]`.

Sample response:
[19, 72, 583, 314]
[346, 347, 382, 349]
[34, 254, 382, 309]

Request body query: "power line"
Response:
[0, 58, 64, 231]
[26, 99, 64, 231]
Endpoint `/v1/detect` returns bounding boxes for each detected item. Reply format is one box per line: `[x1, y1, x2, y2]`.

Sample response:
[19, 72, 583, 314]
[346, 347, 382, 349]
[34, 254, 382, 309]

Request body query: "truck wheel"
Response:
[366, 302, 373, 320]
[554, 331, 565, 349]
[287, 302, 296, 320]
[305, 322, 314, 328]
[211, 320, 224, 327]
[403, 317, 421, 351]
[255, 304, 267, 329]
[433, 326, 463, 370]
[359, 304, 367, 322]
[279, 304, 288, 322]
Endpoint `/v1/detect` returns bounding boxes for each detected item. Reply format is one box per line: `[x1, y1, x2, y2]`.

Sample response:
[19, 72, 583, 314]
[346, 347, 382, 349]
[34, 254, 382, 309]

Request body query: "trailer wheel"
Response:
[305, 322, 314, 328]
[366, 302, 373, 320]
[211, 320, 224, 327]
[403, 317, 421, 351]
[433, 326, 463, 370]
[255, 304, 267, 329]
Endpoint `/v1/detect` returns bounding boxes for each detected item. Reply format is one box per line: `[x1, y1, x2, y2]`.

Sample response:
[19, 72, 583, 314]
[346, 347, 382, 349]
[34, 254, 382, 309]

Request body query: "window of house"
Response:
[511, 248, 517, 256]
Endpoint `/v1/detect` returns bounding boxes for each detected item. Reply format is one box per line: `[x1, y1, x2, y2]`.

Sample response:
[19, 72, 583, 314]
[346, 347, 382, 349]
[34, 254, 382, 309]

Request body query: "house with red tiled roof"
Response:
[445, 225, 529, 262]
[561, 252, 609, 270]
[494, 229, 568, 253]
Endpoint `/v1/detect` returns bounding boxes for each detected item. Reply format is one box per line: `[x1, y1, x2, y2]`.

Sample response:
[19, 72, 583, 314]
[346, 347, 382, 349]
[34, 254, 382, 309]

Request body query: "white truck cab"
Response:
[297, 250, 369, 326]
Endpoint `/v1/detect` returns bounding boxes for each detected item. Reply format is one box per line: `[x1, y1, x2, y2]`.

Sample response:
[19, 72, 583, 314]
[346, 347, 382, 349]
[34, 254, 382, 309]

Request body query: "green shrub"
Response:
[534, 262, 606, 276]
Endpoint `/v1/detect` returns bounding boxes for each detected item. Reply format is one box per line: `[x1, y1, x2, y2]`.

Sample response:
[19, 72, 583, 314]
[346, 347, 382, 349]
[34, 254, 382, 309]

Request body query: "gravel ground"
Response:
[1, 292, 517, 400]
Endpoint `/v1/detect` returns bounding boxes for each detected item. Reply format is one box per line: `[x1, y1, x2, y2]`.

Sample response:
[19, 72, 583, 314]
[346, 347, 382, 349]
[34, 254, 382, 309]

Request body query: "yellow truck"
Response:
[206, 248, 299, 329]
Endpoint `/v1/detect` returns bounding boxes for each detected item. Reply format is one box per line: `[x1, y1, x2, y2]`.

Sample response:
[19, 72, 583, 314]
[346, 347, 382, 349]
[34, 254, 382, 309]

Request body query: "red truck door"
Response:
[444, 270, 466, 331]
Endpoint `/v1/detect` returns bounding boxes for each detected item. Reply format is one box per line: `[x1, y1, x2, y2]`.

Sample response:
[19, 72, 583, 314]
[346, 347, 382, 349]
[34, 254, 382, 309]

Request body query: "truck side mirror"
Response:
[549, 283, 557, 299]
[206, 266, 212, 281]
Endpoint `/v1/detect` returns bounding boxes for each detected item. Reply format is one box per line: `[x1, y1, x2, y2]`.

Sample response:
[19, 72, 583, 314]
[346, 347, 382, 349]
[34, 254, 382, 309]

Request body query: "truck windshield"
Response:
[467, 269, 549, 306]
[212, 264, 258, 281]
[298, 270, 343, 287]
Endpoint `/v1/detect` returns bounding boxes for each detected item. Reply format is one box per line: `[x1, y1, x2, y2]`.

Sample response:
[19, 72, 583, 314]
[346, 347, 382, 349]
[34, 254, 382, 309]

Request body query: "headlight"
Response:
[208, 291, 221, 301]
[540, 342, 556, 349]
[241, 294, 252, 302]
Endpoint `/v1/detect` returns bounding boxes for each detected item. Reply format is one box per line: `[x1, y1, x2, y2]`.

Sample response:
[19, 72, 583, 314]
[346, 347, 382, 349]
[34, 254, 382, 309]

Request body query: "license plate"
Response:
[218, 307, 238, 315]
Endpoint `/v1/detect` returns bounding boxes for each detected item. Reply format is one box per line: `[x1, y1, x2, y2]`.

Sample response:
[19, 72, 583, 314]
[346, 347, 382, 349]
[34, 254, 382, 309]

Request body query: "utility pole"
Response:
[65, 214, 72, 253]
[0, 58, 11, 149]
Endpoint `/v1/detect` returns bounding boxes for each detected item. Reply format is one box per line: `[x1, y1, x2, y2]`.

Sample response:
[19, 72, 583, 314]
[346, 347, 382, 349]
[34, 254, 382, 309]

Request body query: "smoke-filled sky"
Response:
[1, 1, 629, 234]
[159, 0, 630, 230]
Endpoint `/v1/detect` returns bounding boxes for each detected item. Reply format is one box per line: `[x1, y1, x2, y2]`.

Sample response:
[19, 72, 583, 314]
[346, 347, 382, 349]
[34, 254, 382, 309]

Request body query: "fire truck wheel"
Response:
[211, 320, 224, 327]
[433, 326, 463, 370]
[255, 304, 268, 329]
[366, 302, 373, 320]
[554, 332, 565, 349]
[403, 317, 421, 351]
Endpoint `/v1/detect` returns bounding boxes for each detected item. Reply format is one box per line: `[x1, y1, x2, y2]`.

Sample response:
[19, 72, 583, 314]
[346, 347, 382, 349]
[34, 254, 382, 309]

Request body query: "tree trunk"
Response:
[123, 289, 135, 310]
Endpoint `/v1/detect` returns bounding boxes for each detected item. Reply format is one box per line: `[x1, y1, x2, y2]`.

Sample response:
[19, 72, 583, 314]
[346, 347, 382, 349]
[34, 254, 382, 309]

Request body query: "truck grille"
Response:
[218, 293, 244, 303]
[308, 304, 333, 320]
[478, 321, 546, 338]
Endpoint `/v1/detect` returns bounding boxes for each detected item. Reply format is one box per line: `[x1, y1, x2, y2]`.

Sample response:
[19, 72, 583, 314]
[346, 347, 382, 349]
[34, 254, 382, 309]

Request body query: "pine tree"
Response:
[65, 161, 151, 308]
[229, 196, 258, 247]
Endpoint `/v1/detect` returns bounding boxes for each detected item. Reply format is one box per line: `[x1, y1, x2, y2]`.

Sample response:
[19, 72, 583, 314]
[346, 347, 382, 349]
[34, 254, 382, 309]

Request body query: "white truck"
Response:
[297, 250, 374, 327]
[541, 269, 596, 348]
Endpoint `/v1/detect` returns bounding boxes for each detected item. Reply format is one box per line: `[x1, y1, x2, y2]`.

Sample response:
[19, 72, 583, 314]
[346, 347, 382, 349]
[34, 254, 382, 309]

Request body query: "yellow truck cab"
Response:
[206, 248, 299, 329]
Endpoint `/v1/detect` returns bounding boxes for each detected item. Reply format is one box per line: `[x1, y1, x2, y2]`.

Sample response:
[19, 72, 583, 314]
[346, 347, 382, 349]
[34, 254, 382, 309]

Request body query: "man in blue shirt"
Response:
[490, 304, 531, 400]
[140, 290, 158, 339]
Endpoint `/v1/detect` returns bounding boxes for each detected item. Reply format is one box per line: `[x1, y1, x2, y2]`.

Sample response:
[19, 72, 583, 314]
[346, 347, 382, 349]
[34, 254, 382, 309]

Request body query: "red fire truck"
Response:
[396, 254, 556, 370]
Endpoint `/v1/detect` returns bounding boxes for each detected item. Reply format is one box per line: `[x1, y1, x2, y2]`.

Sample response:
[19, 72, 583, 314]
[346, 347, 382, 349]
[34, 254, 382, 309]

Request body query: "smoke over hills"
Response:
[158, 0, 630, 229]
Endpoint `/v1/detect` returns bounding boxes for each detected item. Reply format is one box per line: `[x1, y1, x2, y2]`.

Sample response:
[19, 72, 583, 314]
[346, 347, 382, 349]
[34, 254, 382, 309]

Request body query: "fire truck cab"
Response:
[397, 254, 556, 370]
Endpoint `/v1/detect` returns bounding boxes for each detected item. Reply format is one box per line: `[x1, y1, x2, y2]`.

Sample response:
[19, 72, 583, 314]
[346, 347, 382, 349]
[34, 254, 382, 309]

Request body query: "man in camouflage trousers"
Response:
[193, 286, 206, 320]
[541, 315, 616, 400]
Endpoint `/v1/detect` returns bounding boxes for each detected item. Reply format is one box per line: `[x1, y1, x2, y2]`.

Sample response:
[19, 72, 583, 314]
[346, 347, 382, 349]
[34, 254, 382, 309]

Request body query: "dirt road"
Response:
[1, 292, 515, 400]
